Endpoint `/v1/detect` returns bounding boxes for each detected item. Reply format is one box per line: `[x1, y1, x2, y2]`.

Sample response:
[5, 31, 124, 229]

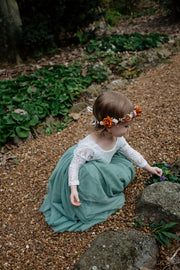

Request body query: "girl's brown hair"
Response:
[93, 91, 133, 131]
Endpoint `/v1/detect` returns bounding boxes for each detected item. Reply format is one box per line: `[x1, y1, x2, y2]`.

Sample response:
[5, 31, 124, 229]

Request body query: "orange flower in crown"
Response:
[135, 106, 142, 116]
[88, 105, 142, 127]
[102, 116, 114, 128]
[123, 114, 131, 122]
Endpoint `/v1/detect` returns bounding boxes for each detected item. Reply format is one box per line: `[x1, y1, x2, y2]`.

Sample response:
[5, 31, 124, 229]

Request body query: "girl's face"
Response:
[108, 122, 131, 137]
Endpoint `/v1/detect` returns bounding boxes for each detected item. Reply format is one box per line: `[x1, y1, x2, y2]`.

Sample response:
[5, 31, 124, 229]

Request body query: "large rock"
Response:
[74, 229, 158, 270]
[136, 182, 180, 230]
[68, 102, 88, 113]
[85, 84, 104, 98]
[171, 157, 180, 177]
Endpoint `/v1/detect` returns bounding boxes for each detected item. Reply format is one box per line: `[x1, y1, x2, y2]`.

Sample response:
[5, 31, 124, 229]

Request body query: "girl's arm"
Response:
[68, 144, 94, 206]
[118, 137, 162, 176]
[70, 185, 81, 206]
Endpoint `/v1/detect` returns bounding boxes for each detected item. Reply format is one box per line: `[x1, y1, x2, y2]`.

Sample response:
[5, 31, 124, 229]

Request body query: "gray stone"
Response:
[171, 157, 180, 177]
[35, 123, 46, 136]
[85, 84, 104, 98]
[136, 182, 180, 230]
[74, 229, 158, 270]
[13, 109, 28, 115]
[156, 48, 172, 59]
[34, 115, 60, 136]
[106, 79, 128, 91]
[12, 132, 34, 145]
[174, 38, 180, 52]
[68, 102, 88, 113]
[45, 115, 59, 126]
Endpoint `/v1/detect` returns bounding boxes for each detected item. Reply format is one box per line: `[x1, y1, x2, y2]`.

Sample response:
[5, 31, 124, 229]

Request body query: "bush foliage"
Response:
[17, 0, 103, 54]
[158, 0, 180, 17]
[102, 0, 139, 15]
[16, 0, 178, 56]
[85, 33, 170, 53]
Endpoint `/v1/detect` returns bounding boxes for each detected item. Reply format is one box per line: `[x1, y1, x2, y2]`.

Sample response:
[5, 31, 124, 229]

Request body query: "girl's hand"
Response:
[70, 185, 81, 207]
[144, 164, 163, 177]
[149, 166, 163, 177]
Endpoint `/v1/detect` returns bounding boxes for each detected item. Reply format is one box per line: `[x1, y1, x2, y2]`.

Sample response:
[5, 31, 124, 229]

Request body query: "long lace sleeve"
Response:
[68, 145, 94, 186]
[118, 137, 147, 168]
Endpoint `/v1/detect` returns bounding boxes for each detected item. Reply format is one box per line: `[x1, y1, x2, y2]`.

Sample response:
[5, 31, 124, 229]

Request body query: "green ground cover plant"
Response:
[84, 32, 170, 78]
[146, 162, 180, 186]
[104, 9, 156, 26]
[133, 217, 180, 246]
[85, 33, 170, 53]
[104, 10, 122, 26]
[0, 64, 109, 147]
[45, 116, 71, 136]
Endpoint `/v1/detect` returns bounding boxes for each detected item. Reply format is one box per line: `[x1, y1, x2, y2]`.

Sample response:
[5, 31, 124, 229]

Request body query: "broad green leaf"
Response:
[12, 94, 26, 103]
[0, 106, 6, 116]
[16, 126, 30, 138]
[28, 115, 39, 127]
[3, 114, 15, 125]
[12, 113, 28, 123]
[0, 134, 8, 143]
[27, 86, 37, 94]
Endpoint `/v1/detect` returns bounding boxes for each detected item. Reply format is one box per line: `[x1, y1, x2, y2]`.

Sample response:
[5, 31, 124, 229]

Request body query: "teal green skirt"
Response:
[39, 145, 135, 232]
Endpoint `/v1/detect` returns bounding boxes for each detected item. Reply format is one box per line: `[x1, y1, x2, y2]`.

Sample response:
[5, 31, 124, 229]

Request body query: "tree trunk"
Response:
[0, 0, 22, 64]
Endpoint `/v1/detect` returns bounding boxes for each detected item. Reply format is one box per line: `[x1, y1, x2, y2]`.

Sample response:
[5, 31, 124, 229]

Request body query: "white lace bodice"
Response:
[68, 135, 147, 186]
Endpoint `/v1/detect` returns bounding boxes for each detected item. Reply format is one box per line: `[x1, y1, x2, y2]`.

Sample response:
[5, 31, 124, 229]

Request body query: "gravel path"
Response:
[1, 54, 180, 270]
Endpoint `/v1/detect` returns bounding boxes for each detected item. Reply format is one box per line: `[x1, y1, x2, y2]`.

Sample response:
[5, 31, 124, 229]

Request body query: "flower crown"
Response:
[87, 106, 142, 128]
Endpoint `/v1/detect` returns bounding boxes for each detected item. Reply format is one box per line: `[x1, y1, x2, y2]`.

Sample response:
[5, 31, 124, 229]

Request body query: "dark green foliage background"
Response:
[85, 33, 170, 53]
[158, 0, 180, 16]
[17, 0, 103, 54]
[15, 0, 179, 56]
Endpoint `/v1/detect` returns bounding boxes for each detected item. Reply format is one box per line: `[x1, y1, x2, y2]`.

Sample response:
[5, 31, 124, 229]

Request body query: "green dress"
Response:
[39, 143, 135, 232]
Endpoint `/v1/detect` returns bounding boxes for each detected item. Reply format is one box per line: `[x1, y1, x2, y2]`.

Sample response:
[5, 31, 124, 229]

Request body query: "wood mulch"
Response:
[1, 52, 180, 269]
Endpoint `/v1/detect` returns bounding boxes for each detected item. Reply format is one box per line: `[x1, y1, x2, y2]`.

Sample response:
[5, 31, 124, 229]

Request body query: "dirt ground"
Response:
[1, 51, 180, 269]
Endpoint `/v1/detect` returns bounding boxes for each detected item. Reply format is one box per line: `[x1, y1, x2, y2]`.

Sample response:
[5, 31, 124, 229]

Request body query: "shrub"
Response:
[104, 10, 122, 26]
[105, 0, 140, 15]
[157, 0, 180, 17]
[85, 33, 170, 53]
[17, 0, 103, 55]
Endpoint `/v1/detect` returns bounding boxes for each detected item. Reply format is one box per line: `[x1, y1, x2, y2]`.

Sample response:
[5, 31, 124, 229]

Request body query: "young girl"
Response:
[40, 91, 162, 232]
